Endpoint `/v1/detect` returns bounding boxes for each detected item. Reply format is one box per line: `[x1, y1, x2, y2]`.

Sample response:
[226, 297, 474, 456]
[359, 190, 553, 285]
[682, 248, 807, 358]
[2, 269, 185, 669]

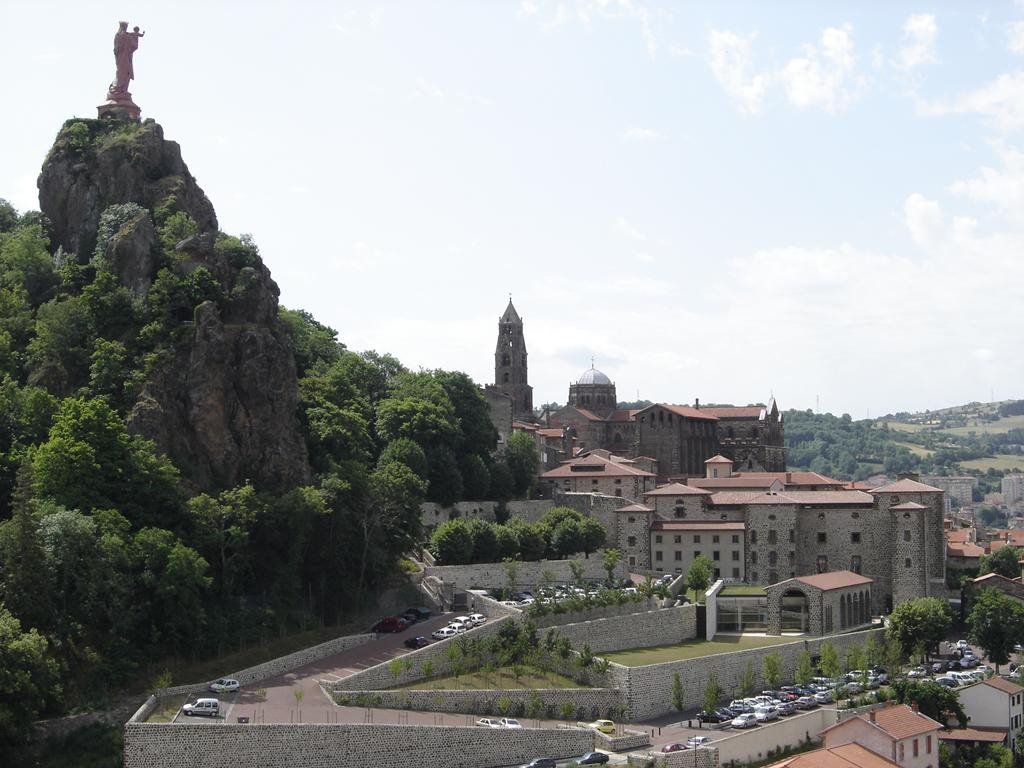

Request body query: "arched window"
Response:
[501, 353, 510, 366]
[503, 372, 509, 383]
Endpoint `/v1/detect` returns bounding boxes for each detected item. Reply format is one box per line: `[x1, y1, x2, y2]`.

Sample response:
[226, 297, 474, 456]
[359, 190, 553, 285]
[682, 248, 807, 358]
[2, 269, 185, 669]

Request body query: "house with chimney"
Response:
[820, 703, 942, 768]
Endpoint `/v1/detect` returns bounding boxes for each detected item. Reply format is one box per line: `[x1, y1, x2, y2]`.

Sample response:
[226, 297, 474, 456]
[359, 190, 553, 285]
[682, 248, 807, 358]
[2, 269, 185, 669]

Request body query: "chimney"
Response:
[695, 398, 700, 409]
[869, 709, 876, 723]
[911, 701, 919, 713]
[786, 472, 792, 484]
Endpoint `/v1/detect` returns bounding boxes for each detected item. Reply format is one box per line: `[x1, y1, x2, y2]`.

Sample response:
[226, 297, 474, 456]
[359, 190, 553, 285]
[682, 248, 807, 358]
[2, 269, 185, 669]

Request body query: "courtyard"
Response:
[601, 634, 798, 666]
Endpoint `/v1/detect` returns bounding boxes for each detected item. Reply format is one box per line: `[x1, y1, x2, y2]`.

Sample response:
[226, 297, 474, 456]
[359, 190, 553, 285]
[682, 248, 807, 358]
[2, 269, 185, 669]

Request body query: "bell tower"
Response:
[494, 298, 533, 419]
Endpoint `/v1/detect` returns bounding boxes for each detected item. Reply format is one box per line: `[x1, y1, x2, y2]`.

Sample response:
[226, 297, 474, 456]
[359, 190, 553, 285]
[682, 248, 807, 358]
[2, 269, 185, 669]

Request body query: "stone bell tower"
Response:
[493, 298, 533, 420]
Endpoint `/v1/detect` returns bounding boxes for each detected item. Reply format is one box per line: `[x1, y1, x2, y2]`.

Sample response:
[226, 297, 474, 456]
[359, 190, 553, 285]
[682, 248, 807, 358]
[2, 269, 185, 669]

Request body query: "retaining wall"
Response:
[628, 747, 720, 768]
[330, 687, 623, 719]
[713, 708, 834, 766]
[532, 598, 659, 628]
[553, 605, 699, 655]
[424, 558, 625, 590]
[610, 627, 885, 720]
[123, 722, 595, 768]
[594, 728, 652, 751]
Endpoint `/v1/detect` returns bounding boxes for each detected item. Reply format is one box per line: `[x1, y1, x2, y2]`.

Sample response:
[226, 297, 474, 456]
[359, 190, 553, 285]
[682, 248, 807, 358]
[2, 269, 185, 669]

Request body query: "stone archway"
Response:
[780, 589, 810, 633]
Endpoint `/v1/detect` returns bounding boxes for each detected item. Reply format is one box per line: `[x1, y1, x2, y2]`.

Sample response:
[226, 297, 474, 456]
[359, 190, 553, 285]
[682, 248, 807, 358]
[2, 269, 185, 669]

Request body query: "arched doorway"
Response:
[780, 589, 809, 633]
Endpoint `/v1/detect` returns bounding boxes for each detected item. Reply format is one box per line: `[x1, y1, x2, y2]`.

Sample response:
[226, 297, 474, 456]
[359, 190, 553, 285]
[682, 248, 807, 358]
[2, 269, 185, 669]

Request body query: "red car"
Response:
[372, 616, 410, 633]
[661, 743, 687, 753]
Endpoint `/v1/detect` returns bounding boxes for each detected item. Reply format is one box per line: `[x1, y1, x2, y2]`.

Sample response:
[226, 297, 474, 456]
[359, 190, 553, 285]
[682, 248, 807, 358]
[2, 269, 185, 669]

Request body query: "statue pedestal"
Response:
[97, 97, 141, 121]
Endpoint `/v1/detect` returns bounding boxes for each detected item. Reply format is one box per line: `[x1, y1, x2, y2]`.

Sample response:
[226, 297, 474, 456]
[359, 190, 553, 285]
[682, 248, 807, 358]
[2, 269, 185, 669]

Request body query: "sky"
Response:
[1, 1, 1023, 419]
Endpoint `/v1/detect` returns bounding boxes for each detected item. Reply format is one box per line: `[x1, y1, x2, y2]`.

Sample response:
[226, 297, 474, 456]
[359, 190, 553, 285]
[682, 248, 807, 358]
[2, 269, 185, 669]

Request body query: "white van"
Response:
[182, 698, 221, 717]
[951, 671, 976, 686]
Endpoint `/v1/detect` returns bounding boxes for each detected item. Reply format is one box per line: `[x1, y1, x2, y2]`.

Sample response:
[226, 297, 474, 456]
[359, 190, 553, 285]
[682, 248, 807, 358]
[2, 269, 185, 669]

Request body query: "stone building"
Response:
[540, 452, 656, 498]
[821, 703, 942, 768]
[609, 458, 944, 614]
[1003, 474, 1024, 505]
[543, 366, 638, 456]
[700, 401, 786, 472]
[485, 300, 533, 421]
[763, 571, 874, 636]
[633, 403, 720, 477]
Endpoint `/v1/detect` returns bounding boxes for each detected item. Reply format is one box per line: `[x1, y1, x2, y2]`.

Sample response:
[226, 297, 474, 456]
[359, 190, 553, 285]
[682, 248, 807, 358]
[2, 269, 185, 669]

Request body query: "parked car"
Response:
[753, 705, 779, 722]
[776, 700, 797, 715]
[372, 616, 409, 633]
[476, 718, 503, 728]
[181, 698, 220, 717]
[931, 661, 947, 674]
[500, 718, 523, 729]
[728, 699, 753, 714]
[730, 713, 759, 729]
[404, 636, 430, 650]
[575, 753, 609, 765]
[208, 678, 239, 693]
[795, 696, 818, 710]
[1015, 643, 1024, 653]
[687, 736, 711, 748]
[468, 613, 487, 626]
[947, 660, 963, 671]
[446, 621, 469, 633]
[844, 682, 864, 695]
[581, 719, 616, 734]
[934, 676, 958, 688]
[697, 710, 730, 724]
[661, 743, 687, 753]
[431, 627, 458, 640]
[956, 639, 970, 651]
[520, 759, 556, 768]
[400, 607, 432, 623]
[907, 666, 928, 678]
[813, 691, 834, 704]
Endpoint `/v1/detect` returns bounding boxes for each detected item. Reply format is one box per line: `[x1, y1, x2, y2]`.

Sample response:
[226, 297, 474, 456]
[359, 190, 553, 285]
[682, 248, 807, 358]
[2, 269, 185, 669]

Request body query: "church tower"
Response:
[494, 299, 533, 419]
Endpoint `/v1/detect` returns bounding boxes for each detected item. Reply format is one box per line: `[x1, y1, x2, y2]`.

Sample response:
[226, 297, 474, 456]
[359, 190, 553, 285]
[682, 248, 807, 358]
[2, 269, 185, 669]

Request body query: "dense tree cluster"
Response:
[0, 194, 512, 746]
[428, 507, 606, 565]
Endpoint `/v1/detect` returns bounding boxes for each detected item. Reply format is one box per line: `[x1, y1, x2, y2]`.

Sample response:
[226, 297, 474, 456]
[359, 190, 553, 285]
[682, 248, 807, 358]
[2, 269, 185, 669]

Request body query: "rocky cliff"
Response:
[37, 118, 310, 492]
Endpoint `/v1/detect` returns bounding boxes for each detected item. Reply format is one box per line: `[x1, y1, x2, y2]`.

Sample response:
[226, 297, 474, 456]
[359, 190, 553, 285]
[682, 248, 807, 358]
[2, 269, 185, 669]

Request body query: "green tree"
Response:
[378, 438, 428, 480]
[687, 555, 713, 601]
[739, 660, 757, 696]
[188, 485, 261, 604]
[968, 588, 1024, 672]
[672, 672, 684, 713]
[795, 651, 814, 685]
[819, 641, 841, 683]
[979, 546, 1023, 579]
[488, 462, 514, 503]
[891, 679, 967, 727]
[601, 548, 622, 585]
[467, 519, 501, 563]
[425, 447, 463, 506]
[278, 307, 342, 375]
[703, 672, 723, 713]
[568, 559, 585, 586]
[886, 597, 952, 662]
[430, 519, 475, 565]
[0, 603, 60, 746]
[505, 431, 538, 498]
[763, 652, 781, 690]
[460, 454, 491, 500]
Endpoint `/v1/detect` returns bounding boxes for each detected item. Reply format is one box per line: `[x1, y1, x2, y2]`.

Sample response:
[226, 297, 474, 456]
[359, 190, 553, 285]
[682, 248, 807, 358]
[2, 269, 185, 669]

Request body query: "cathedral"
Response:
[487, 299, 786, 478]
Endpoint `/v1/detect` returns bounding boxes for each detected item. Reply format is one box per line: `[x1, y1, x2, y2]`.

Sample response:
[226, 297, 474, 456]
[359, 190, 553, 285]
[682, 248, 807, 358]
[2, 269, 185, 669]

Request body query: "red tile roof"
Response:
[705, 454, 734, 464]
[651, 520, 746, 531]
[541, 454, 655, 479]
[644, 482, 713, 497]
[615, 503, 654, 513]
[707, 490, 873, 506]
[890, 501, 928, 510]
[983, 676, 1024, 695]
[688, 471, 844, 490]
[947, 542, 984, 558]
[870, 478, 942, 493]
[864, 704, 943, 739]
[609, 409, 638, 422]
[793, 570, 874, 591]
[699, 406, 766, 419]
[937, 727, 1007, 743]
[635, 403, 718, 421]
[766, 743, 899, 768]
[946, 528, 973, 544]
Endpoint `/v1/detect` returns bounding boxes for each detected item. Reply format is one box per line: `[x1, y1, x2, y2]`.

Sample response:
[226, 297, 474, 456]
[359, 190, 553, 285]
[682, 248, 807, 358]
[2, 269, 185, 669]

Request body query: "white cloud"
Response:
[897, 14, 938, 69]
[920, 71, 1024, 133]
[623, 125, 662, 142]
[615, 216, 646, 241]
[903, 193, 944, 246]
[707, 29, 770, 116]
[634, 252, 656, 264]
[1009, 20, 1024, 54]
[780, 24, 864, 113]
[520, 0, 658, 57]
[949, 145, 1024, 223]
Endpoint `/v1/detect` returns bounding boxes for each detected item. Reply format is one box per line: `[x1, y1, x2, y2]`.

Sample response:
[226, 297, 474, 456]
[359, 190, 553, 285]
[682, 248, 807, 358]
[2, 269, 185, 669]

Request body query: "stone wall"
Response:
[424, 558, 624, 590]
[593, 728, 653, 751]
[629, 746, 720, 768]
[123, 722, 595, 768]
[713, 708, 834, 766]
[610, 627, 884, 720]
[533, 598, 660, 629]
[553, 605, 698, 655]
[331, 687, 624, 719]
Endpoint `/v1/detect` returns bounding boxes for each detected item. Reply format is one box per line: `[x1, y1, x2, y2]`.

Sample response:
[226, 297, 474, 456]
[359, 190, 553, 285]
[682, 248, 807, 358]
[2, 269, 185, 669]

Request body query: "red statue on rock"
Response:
[98, 21, 145, 121]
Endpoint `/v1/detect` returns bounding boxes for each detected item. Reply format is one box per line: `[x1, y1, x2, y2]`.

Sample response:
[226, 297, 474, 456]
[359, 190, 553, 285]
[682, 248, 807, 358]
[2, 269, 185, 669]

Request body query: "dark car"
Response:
[661, 743, 687, 753]
[521, 759, 557, 768]
[404, 635, 430, 649]
[931, 661, 947, 674]
[372, 616, 410, 633]
[698, 710, 730, 723]
[576, 752, 609, 765]
[400, 607, 432, 623]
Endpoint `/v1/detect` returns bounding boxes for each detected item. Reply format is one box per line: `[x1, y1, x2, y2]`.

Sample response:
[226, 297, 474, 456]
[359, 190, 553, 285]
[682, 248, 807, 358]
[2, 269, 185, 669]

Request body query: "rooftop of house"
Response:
[869, 478, 943, 494]
[644, 482, 713, 497]
[947, 542, 985, 558]
[765, 743, 900, 768]
[937, 727, 1007, 743]
[822, 703, 942, 741]
[541, 453, 656, 479]
[698, 406, 768, 419]
[792, 570, 875, 591]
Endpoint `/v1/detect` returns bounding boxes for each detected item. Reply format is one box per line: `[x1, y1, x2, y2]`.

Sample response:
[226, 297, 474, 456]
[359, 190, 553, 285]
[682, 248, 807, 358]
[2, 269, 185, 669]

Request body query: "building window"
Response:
[714, 568, 721, 579]
[615, 489, 622, 497]
[732, 551, 740, 561]
[627, 516, 635, 523]
[913, 739, 918, 758]
[899, 744, 904, 762]
[655, 535, 663, 544]
[926, 735, 931, 754]
[627, 536, 636, 547]
[732, 535, 740, 544]
[905, 558, 912, 568]
[751, 552, 758, 564]
[674, 507, 686, 519]
[713, 535, 720, 544]
[628, 556, 636, 566]
[675, 551, 682, 561]
[694, 534, 702, 544]
[655, 551, 663, 562]
[817, 532, 827, 544]
[788, 529, 795, 543]
[851, 555, 861, 574]
[750, 530, 758, 544]
[751, 571, 759, 581]
[816, 555, 828, 573]
[851, 532, 861, 544]
[788, 551, 794, 564]
[768, 529, 777, 545]
[732, 567, 740, 578]
[904, 530, 911, 541]
[614, 478, 622, 485]
[713, 551, 720, 561]
[674, 535, 682, 544]
[695, 551, 702, 558]
[825, 605, 833, 632]
[769, 551, 777, 566]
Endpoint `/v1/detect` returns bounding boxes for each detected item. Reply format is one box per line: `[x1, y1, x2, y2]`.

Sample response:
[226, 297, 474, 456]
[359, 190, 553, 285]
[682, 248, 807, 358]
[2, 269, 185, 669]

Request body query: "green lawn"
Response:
[885, 421, 927, 433]
[719, 585, 767, 597]
[942, 414, 1024, 436]
[399, 665, 584, 690]
[893, 441, 933, 458]
[145, 695, 188, 723]
[961, 455, 1024, 472]
[602, 635, 797, 666]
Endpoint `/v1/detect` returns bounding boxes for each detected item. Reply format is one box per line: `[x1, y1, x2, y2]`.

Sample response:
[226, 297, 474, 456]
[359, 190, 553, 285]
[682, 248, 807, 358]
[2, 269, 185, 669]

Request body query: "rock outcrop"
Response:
[38, 118, 310, 492]
[38, 119, 217, 260]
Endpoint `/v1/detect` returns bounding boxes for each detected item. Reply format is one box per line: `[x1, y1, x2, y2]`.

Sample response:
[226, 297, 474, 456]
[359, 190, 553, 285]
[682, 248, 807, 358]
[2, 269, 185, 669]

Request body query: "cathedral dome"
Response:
[578, 367, 612, 385]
